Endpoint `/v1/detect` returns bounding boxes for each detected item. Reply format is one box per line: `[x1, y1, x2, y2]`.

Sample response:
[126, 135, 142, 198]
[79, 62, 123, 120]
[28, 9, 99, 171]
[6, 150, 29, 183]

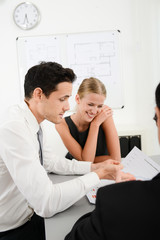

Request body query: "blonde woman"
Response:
[55, 77, 121, 163]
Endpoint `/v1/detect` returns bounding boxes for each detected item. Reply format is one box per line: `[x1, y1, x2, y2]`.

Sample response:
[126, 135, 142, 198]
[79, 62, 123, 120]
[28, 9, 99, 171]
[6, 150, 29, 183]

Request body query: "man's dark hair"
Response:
[24, 62, 76, 99]
[155, 83, 160, 109]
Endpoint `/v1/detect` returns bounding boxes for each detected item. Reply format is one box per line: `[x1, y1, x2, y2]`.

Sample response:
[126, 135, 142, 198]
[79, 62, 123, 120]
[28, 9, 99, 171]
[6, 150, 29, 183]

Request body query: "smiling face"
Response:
[76, 93, 106, 122]
[29, 82, 72, 124]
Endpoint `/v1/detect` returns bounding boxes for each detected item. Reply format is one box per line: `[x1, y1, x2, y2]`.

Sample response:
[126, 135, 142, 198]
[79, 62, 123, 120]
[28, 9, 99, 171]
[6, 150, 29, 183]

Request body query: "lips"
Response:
[86, 112, 95, 119]
[59, 113, 64, 118]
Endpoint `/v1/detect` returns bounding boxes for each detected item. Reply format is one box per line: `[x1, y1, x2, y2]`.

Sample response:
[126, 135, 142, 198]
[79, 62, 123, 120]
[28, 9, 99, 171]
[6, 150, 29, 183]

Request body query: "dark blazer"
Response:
[65, 173, 160, 240]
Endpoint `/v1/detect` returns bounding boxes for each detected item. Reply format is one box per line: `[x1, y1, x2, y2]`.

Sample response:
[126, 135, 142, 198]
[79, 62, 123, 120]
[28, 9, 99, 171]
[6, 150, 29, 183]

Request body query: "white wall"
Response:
[0, 0, 160, 156]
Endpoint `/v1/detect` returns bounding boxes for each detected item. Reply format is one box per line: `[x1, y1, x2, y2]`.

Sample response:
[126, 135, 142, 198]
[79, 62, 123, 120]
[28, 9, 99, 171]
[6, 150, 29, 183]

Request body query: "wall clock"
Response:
[13, 2, 40, 30]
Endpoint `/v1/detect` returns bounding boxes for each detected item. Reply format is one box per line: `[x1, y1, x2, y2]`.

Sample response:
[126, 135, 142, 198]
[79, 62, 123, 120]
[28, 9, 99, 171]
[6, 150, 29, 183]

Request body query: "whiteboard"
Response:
[16, 30, 124, 109]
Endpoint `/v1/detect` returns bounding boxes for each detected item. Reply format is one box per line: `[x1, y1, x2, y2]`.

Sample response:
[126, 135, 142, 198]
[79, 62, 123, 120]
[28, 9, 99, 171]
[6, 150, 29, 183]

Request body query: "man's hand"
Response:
[91, 159, 123, 180]
[91, 159, 135, 182]
[115, 171, 136, 182]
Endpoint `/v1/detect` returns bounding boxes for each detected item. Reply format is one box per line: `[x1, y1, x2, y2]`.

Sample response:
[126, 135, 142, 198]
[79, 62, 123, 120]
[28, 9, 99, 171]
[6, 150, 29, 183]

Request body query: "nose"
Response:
[63, 100, 70, 112]
[91, 106, 99, 115]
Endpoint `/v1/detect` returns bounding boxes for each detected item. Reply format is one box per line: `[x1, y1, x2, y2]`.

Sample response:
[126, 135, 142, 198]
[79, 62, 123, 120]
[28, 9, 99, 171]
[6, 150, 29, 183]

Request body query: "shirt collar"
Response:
[22, 101, 40, 134]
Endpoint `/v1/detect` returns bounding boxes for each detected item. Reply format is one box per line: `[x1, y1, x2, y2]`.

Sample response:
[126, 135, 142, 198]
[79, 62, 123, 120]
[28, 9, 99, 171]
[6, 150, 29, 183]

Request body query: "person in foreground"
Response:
[0, 62, 133, 240]
[65, 83, 160, 240]
[56, 77, 121, 163]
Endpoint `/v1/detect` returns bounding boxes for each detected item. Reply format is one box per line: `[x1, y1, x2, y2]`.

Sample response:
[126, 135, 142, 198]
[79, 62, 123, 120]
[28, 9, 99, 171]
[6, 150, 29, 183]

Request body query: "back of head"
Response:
[77, 77, 106, 99]
[156, 83, 160, 109]
[24, 62, 76, 100]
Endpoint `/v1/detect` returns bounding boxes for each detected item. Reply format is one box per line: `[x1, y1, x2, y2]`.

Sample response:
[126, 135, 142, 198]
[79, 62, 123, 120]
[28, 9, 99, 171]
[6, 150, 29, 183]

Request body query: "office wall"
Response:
[0, 0, 160, 156]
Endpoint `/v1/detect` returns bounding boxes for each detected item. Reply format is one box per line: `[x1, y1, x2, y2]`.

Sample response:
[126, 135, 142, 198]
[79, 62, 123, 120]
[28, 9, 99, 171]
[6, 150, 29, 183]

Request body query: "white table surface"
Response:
[45, 155, 160, 240]
[45, 174, 95, 240]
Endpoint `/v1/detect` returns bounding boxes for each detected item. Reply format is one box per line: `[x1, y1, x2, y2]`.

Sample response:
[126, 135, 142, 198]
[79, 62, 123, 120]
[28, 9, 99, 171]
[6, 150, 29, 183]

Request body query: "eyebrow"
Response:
[88, 102, 103, 106]
[60, 94, 71, 98]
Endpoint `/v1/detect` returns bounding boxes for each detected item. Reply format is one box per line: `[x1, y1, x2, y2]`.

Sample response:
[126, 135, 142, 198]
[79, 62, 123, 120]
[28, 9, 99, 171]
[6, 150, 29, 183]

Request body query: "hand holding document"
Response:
[87, 147, 160, 204]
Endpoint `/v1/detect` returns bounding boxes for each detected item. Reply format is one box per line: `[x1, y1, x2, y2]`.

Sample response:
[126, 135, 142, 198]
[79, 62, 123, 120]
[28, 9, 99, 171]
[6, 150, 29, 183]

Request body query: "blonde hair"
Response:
[77, 77, 106, 99]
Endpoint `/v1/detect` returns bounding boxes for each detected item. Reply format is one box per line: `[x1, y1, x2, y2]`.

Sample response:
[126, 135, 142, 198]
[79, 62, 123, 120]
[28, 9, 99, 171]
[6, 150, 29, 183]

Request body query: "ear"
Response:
[155, 107, 160, 121]
[75, 94, 80, 104]
[155, 107, 160, 144]
[32, 88, 43, 101]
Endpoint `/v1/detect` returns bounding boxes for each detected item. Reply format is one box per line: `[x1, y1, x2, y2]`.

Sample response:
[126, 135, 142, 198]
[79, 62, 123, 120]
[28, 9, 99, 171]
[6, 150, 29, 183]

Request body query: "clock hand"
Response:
[23, 13, 29, 24]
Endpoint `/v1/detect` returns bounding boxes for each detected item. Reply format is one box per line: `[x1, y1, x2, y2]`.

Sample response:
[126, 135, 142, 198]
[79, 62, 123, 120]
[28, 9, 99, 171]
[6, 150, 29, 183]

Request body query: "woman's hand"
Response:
[92, 105, 113, 127]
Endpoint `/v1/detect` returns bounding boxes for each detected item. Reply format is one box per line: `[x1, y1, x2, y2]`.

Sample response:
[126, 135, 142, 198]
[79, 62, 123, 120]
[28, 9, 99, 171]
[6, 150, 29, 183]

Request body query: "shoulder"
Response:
[97, 180, 136, 199]
[97, 179, 159, 206]
[95, 181, 140, 218]
[0, 104, 26, 131]
[55, 117, 69, 132]
[0, 110, 30, 146]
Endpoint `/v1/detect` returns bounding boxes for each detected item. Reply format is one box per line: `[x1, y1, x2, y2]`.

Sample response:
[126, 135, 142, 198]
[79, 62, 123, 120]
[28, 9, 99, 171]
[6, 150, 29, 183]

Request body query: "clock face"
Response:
[13, 2, 40, 30]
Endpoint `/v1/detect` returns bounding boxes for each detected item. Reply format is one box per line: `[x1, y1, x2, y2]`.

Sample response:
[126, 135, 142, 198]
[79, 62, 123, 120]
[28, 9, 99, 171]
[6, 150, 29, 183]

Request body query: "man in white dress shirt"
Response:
[0, 62, 131, 240]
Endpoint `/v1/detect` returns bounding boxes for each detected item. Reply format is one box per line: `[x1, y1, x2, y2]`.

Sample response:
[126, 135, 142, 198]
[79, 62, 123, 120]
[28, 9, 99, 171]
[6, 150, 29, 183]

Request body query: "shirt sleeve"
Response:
[43, 154, 92, 175]
[0, 121, 100, 218]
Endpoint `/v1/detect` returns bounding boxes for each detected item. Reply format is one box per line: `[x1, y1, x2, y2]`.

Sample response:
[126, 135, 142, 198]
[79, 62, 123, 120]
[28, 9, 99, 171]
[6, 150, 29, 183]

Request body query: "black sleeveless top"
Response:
[65, 116, 109, 160]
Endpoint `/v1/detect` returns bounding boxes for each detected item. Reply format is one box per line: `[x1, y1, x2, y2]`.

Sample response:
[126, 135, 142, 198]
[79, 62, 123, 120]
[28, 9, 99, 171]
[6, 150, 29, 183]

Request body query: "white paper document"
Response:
[122, 146, 160, 180]
[86, 147, 160, 204]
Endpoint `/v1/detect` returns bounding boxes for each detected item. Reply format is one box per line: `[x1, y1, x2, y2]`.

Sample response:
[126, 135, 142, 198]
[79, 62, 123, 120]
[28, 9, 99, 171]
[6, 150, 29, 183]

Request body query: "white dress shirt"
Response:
[0, 102, 100, 231]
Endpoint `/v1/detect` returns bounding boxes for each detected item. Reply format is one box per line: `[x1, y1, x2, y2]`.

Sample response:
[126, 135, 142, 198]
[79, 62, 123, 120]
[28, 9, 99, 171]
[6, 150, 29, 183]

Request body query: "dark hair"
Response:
[155, 83, 160, 109]
[24, 62, 76, 99]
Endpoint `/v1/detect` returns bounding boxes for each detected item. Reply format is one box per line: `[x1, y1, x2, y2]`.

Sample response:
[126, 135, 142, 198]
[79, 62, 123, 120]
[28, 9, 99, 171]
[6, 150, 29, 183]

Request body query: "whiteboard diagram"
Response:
[66, 31, 123, 109]
[68, 41, 115, 77]
[16, 30, 124, 108]
[17, 35, 61, 98]
[25, 38, 60, 70]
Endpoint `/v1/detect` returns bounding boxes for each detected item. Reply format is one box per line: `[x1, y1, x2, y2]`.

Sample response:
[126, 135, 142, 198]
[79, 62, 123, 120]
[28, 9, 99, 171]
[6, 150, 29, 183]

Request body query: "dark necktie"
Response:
[37, 127, 43, 165]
